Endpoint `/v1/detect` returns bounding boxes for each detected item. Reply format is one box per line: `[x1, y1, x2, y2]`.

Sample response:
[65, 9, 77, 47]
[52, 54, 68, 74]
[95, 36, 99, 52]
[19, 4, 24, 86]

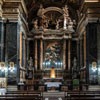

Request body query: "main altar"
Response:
[30, 4, 76, 91]
[32, 4, 74, 71]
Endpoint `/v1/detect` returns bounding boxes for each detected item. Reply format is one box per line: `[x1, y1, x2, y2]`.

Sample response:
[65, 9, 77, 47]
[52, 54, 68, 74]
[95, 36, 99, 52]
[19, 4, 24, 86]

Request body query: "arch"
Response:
[37, 7, 63, 17]
[44, 7, 63, 14]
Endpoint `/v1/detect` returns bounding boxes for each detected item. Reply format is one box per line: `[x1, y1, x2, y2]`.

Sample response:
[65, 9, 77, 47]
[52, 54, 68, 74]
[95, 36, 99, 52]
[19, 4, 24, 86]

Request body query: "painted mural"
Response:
[43, 41, 63, 68]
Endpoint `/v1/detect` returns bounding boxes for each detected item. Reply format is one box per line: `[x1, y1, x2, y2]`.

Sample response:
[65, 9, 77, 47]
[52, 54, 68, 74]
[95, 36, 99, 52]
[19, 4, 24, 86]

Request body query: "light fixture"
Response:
[1, 68, 6, 72]
[0, 62, 7, 72]
[91, 61, 97, 72]
[92, 67, 97, 72]
[50, 67, 56, 78]
[9, 67, 15, 72]
[43, 62, 45, 66]
[9, 62, 15, 72]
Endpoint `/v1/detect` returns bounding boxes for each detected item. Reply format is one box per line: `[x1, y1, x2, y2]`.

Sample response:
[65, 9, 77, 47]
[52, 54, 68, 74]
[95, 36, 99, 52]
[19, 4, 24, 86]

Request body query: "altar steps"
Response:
[43, 91, 64, 97]
[44, 97, 63, 100]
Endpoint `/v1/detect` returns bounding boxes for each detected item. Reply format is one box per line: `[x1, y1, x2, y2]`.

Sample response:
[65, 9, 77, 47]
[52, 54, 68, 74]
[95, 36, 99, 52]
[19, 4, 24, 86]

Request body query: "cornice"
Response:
[0, 0, 5, 3]
[4, 0, 27, 16]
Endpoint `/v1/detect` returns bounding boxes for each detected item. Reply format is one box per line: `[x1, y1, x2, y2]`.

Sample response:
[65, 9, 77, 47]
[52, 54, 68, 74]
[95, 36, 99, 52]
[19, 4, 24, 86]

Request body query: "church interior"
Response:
[0, 0, 100, 100]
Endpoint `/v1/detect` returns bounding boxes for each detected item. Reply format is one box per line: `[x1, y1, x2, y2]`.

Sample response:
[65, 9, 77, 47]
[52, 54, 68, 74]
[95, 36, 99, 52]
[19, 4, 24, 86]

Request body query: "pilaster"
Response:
[35, 40, 38, 70]
[68, 39, 71, 70]
[40, 39, 43, 70]
[63, 39, 66, 70]
[0, 0, 4, 17]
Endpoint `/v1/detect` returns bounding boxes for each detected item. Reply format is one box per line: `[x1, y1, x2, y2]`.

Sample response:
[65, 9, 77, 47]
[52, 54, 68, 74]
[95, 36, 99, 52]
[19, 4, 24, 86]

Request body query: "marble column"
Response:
[0, 0, 4, 17]
[84, 32, 86, 67]
[0, 21, 4, 61]
[20, 32, 22, 67]
[23, 37, 26, 68]
[63, 16, 67, 30]
[63, 39, 66, 69]
[26, 40, 29, 66]
[97, 21, 100, 84]
[68, 39, 71, 70]
[35, 40, 38, 70]
[97, 22, 100, 64]
[40, 39, 43, 70]
[80, 38, 82, 68]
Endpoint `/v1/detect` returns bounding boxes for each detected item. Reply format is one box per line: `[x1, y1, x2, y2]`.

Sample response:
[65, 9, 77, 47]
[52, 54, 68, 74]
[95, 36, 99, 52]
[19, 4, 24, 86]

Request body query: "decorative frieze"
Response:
[4, 0, 27, 15]
[3, 8, 19, 13]
[2, 0, 27, 22]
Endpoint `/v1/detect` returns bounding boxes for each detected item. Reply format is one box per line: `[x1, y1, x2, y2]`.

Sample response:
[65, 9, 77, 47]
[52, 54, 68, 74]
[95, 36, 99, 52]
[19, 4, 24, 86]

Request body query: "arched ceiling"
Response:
[24, 0, 83, 30]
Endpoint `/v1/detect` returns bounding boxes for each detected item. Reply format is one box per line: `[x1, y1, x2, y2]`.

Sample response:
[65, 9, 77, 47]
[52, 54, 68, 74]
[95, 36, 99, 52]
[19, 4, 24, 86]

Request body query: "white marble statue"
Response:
[68, 19, 74, 32]
[33, 19, 38, 29]
[56, 19, 60, 30]
[73, 57, 77, 68]
[38, 4, 45, 19]
[28, 57, 33, 68]
[62, 5, 69, 29]
[62, 5, 69, 17]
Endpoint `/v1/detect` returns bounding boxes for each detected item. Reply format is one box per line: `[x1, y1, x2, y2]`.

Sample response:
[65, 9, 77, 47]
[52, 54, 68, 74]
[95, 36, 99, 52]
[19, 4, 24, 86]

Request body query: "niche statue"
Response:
[28, 57, 33, 69]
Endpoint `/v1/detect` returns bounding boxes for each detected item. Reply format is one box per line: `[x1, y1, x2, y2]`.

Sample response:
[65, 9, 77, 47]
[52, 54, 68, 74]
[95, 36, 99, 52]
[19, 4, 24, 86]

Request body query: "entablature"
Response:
[77, 1, 100, 35]
[4, 0, 27, 15]
[3, 0, 27, 20]
[2, 0, 29, 34]
[33, 29, 72, 40]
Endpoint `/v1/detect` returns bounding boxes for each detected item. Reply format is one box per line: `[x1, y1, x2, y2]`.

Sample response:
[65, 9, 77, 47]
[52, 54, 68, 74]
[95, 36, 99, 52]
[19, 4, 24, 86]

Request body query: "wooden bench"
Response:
[3, 91, 43, 100]
[0, 96, 42, 100]
[6, 91, 41, 95]
[65, 91, 100, 100]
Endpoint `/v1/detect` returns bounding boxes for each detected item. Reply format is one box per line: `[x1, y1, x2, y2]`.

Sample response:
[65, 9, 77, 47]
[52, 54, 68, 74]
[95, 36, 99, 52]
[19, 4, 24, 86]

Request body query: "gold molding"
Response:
[85, 0, 99, 2]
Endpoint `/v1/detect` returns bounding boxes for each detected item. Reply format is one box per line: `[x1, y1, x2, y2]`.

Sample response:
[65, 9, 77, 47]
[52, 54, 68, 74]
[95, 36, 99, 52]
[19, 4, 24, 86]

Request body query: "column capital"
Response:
[0, 0, 5, 4]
